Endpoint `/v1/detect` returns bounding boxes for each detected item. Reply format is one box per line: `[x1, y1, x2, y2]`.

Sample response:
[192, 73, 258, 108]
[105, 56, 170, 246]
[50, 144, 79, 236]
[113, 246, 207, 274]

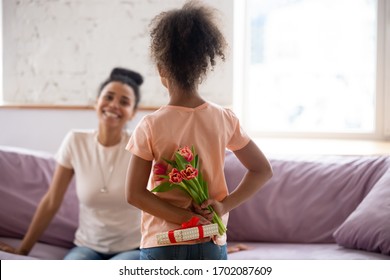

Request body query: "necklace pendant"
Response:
[100, 186, 108, 193]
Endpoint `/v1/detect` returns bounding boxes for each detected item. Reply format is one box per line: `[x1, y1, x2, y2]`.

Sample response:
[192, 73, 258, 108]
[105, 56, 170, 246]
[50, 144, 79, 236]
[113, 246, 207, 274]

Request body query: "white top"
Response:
[56, 129, 141, 253]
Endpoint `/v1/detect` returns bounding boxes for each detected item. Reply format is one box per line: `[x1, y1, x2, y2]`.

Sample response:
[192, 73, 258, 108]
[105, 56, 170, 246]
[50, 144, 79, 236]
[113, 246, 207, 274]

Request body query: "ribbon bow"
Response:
[181, 216, 200, 228]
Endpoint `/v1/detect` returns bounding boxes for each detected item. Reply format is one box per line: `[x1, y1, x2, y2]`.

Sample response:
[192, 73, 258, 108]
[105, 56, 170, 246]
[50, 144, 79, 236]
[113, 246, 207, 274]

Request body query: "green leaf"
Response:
[193, 154, 199, 169]
[198, 171, 204, 188]
[175, 152, 187, 170]
[191, 145, 196, 155]
[203, 180, 209, 198]
[151, 181, 173, 192]
[193, 174, 208, 201]
[182, 181, 202, 204]
[163, 158, 177, 168]
[191, 146, 196, 167]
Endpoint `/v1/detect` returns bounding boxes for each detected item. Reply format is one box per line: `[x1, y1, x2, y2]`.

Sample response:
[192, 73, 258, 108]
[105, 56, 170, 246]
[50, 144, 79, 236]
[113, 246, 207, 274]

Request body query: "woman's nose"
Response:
[108, 98, 120, 108]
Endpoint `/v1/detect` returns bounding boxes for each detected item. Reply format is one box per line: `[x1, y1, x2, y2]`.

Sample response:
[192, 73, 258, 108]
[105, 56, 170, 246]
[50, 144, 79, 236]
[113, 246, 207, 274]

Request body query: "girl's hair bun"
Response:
[110, 67, 144, 86]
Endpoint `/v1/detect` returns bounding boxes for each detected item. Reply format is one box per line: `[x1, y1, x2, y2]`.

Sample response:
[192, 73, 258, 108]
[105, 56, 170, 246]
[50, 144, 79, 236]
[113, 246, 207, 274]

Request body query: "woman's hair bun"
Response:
[110, 67, 144, 86]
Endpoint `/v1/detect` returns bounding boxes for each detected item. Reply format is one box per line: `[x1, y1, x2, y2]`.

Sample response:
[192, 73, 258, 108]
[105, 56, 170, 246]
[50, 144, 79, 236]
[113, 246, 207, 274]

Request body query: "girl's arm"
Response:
[126, 154, 209, 225]
[15, 164, 74, 255]
[199, 140, 273, 217]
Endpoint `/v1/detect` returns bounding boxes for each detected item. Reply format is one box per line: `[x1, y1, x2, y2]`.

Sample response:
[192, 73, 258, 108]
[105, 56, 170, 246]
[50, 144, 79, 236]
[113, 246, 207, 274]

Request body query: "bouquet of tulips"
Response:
[152, 146, 226, 235]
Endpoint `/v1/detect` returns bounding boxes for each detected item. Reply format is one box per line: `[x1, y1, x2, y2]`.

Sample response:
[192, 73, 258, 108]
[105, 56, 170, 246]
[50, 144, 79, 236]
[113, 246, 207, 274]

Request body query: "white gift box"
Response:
[156, 223, 219, 245]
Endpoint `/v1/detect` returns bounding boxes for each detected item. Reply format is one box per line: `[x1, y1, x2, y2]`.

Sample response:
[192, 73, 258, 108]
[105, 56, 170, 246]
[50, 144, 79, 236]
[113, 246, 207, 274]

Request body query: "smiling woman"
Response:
[96, 68, 143, 142]
[0, 67, 144, 260]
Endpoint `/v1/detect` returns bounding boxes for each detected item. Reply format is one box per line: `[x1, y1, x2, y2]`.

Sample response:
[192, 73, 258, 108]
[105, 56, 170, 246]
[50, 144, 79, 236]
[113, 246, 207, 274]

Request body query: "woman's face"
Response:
[96, 81, 137, 129]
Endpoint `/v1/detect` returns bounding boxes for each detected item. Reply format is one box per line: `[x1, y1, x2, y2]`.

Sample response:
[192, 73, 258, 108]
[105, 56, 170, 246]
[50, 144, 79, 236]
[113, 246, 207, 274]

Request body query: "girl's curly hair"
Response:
[149, 0, 227, 90]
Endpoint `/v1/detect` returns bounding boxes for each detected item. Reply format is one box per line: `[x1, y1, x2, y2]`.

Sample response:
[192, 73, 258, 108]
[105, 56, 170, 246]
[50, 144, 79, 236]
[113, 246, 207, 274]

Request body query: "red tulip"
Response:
[153, 163, 167, 181]
[169, 168, 183, 184]
[178, 146, 193, 162]
[181, 164, 198, 180]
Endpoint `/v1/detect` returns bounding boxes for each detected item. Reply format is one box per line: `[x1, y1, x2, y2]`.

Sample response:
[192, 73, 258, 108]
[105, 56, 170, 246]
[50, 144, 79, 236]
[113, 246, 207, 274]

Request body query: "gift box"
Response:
[156, 223, 219, 245]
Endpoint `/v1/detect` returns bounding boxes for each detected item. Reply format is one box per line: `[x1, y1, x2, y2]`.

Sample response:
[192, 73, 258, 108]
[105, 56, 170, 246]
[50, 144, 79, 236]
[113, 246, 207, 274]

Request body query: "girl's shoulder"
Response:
[204, 102, 239, 119]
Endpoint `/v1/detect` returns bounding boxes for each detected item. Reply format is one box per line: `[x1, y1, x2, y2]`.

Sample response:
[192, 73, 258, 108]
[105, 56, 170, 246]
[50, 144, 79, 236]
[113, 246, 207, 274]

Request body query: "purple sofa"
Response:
[1, 146, 390, 260]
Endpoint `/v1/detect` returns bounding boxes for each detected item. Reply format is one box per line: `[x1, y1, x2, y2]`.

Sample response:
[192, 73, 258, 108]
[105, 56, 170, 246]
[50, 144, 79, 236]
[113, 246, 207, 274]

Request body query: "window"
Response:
[235, 0, 390, 140]
[0, 0, 2, 104]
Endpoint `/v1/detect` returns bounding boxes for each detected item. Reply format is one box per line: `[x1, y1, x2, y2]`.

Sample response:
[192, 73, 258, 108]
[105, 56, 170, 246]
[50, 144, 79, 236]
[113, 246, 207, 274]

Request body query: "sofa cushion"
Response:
[333, 170, 390, 255]
[227, 242, 390, 260]
[0, 146, 78, 248]
[224, 151, 390, 243]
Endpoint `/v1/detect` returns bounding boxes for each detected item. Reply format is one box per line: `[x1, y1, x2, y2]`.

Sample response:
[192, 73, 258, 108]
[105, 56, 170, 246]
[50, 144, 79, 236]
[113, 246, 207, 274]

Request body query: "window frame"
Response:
[0, 0, 2, 104]
[233, 0, 390, 141]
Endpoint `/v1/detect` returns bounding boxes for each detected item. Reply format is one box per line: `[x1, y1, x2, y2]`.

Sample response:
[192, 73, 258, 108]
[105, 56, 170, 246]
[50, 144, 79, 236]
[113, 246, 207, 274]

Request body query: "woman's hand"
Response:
[227, 243, 250, 254]
[0, 241, 17, 254]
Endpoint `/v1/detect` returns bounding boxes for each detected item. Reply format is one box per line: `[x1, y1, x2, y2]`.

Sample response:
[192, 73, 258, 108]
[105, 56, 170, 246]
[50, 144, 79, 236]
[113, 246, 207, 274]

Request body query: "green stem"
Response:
[178, 182, 201, 203]
[208, 206, 226, 235]
[182, 180, 226, 235]
[185, 180, 205, 201]
[190, 179, 210, 206]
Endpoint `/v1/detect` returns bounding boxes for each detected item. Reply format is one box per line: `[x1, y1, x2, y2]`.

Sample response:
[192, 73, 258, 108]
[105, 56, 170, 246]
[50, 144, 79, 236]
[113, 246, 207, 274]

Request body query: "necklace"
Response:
[95, 134, 123, 193]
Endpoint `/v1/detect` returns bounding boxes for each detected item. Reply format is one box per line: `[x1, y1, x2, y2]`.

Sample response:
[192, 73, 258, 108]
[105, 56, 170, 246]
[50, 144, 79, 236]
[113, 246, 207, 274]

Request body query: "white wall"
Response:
[1, 0, 235, 153]
[3, 0, 234, 107]
[0, 107, 149, 154]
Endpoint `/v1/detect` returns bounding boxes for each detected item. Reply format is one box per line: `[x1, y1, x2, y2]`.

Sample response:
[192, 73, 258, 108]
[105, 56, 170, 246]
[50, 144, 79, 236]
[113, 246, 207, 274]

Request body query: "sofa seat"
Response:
[0, 237, 68, 260]
[227, 242, 390, 260]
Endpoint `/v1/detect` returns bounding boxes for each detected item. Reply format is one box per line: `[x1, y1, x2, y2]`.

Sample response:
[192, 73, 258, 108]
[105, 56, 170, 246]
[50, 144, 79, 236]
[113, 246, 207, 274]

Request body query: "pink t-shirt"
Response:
[126, 102, 250, 248]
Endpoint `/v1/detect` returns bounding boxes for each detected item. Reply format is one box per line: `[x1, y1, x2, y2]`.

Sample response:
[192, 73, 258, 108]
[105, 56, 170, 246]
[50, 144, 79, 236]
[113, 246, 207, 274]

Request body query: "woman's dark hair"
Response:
[149, 0, 227, 90]
[98, 67, 143, 109]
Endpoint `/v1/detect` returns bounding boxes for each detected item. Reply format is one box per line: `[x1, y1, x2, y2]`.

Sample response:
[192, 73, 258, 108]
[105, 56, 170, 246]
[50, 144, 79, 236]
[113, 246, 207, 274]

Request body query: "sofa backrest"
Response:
[2, 145, 388, 247]
[224, 151, 390, 243]
[0, 146, 78, 248]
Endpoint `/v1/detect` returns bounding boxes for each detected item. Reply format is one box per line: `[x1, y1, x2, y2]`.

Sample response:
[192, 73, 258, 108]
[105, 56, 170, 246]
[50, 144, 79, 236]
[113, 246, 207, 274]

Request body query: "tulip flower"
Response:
[152, 145, 226, 235]
[178, 146, 194, 162]
[153, 163, 167, 181]
[168, 168, 183, 184]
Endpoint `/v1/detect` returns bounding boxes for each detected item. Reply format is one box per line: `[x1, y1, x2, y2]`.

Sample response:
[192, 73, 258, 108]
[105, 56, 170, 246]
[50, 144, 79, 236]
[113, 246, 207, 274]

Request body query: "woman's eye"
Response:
[121, 100, 130, 106]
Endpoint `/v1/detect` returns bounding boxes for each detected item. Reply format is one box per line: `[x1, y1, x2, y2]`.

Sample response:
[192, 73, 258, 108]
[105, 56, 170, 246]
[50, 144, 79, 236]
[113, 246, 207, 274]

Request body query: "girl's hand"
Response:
[202, 198, 226, 217]
[192, 202, 213, 221]
[193, 199, 226, 221]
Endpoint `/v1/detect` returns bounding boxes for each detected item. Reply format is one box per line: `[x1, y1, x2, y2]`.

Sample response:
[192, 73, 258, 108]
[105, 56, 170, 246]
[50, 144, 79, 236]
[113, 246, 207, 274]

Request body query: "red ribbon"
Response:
[181, 216, 200, 228]
[168, 217, 204, 243]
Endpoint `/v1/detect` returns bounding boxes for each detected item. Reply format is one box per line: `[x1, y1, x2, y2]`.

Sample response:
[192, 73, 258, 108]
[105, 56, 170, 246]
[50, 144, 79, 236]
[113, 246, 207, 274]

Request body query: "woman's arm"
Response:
[126, 154, 209, 225]
[15, 164, 74, 255]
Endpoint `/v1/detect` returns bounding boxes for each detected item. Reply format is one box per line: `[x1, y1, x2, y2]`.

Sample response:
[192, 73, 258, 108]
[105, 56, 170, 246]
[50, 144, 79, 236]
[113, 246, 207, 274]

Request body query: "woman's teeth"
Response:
[104, 111, 119, 118]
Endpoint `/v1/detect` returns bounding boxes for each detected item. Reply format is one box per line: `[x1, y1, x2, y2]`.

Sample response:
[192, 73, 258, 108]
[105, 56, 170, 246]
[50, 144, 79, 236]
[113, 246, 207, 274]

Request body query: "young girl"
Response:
[0, 68, 143, 260]
[125, 0, 273, 260]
